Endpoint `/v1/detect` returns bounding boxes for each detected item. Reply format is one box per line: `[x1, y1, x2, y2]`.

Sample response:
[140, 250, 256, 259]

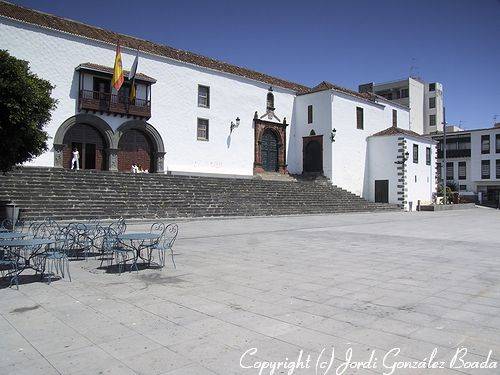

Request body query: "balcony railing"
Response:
[79, 90, 151, 119]
[437, 149, 471, 158]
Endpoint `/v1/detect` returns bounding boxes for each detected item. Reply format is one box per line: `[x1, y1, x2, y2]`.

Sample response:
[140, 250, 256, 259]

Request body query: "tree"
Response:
[0, 50, 57, 173]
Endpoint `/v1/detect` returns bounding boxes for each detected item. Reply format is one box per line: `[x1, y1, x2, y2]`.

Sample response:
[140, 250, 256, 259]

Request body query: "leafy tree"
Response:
[0, 50, 57, 173]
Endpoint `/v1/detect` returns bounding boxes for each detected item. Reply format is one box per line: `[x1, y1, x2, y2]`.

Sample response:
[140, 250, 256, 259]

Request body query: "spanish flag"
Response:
[111, 41, 124, 91]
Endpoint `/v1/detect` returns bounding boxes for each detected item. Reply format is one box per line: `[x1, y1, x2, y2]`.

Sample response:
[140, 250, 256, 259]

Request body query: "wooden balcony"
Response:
[78, 90, 151, 119]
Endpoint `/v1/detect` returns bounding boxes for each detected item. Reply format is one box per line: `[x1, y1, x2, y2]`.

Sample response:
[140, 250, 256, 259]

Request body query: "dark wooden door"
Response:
[261, 130, 278, 172]
[375, 180, 389, 203]
[304, 140, 322, 173]
[84, 143, 96, 169]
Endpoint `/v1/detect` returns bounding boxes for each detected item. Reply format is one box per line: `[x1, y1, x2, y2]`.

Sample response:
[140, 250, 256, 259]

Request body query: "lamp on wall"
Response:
[330, 128, 337, 143]
[230, 117, 240, 133]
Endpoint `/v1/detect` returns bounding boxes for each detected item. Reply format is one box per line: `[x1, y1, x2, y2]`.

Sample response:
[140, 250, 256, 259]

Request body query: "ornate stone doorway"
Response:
[253, 118, 288, 174]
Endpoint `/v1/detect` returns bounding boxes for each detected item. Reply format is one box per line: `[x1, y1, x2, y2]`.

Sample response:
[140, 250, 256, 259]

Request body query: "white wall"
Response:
[408, 78, 424, 134]
[365, 136, 400, 204]
[288, 91, 332, 176]
[406, 136, 437, 208]
[330, 93, 410, 197]
[0, 18, 296, 176]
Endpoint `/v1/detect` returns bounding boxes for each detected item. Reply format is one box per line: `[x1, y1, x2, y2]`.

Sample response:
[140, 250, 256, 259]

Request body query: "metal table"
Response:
[118, 233, 160, 271]
[0, 238, 56, 283]
[0, 232, 26, 240]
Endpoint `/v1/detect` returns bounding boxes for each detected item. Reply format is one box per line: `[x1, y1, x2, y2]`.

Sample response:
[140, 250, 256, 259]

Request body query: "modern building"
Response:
[0, 1, 437, 210]
[359, 77, 444, 135]
[432, 124, 500, 207]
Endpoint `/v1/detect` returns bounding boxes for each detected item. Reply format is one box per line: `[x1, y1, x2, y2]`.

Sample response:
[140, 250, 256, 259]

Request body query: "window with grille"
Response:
[481, 135, 490, 154]
[426, 147, 431, 165]
[429, 97, 436, 109]
[392, 109, 397, 127]
[198, 85, 210, 108]
[458, 162, 466, 180]
[413, 144, 419, 164]
[429, 115, 436, 126]
[356, 107, 364, 129]
[481, 160, 490, 179]
[197, 118, 209, 141]
[446, 162, 454, 180]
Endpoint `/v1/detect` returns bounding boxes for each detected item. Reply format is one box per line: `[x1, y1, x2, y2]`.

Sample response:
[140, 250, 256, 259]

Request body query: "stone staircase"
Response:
[0, 167, 400, 220]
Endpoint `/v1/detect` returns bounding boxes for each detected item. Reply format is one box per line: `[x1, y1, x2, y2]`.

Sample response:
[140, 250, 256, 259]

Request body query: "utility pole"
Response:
[442, 107, 447, 205]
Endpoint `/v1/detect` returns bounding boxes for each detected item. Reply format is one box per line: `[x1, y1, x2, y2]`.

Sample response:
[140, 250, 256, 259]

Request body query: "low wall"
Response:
[419, 203, 476, 211]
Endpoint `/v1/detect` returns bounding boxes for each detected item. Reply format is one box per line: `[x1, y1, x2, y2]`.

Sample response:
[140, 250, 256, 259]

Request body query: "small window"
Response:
[481, 160, 490, 179]
[429, 115, 436, 126]
[413, 144, 419, 164]
[429, 83, 436, 92]
[481, 135, 490, 154]
[429, 97, 436, 109]
[496, 134, 500, 153]
[356, 107, 364, 129]
[426, 147, 431, 165]
[307, 105, 313, 124]
[392, 109, 397, 127]
[401, 88, 409, 98]
[415, 175, 417, 183]
[198, 85, 210, 108]
[496, 159, 500, 179]
[266, 91, 274, 110]
[458, 161, 466, 180]
[446, 162, 454, 180]
[459, 185, 467, 191]
[197, 118, 209, 140]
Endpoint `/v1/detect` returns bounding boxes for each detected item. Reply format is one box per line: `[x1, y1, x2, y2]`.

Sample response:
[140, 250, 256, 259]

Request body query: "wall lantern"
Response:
[330, 128, 337, 143]
[230, 117, 240, 133]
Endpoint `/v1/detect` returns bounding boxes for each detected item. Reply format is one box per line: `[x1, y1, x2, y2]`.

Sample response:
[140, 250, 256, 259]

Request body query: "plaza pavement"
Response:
[1, 208, 500, 375]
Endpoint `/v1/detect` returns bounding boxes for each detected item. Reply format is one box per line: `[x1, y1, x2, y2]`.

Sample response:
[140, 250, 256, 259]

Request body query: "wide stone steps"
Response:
[0, 167, 399, 220]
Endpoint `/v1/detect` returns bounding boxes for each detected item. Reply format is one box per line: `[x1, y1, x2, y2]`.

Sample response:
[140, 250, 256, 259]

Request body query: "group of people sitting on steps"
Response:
[131, 163, 149, 174]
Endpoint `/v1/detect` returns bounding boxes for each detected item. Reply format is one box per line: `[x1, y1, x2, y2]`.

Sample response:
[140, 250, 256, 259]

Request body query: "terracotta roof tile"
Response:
[301, 81, 377, 101]
[76, 62, 156, 83]
[0, 1, 310, 93]
[371, 126, 434, 141]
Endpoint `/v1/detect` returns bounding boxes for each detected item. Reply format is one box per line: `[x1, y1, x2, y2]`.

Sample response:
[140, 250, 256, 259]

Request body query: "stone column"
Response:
[155, 152, 166, 173]
[53, 144, 64, 168]
[107, 148, 119, 171]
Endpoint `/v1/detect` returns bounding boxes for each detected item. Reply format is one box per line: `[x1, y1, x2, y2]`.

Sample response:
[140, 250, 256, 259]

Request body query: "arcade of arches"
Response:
[54, 115, 165, 173]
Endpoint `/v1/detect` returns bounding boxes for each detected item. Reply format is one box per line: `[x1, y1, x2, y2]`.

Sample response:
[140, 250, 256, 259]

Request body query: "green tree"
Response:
[0, 50, 57, 173]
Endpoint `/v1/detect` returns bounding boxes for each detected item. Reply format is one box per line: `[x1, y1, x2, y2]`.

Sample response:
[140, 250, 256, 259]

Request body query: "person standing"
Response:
[71, 147, 80, 170]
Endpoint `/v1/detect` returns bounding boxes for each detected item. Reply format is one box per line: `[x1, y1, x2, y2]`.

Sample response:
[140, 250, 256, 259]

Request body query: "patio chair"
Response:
[101, 226, 130, 275]
[147, 223, 179, 269]
[0, 248, 20, 289]
[43, 225, 74, 284]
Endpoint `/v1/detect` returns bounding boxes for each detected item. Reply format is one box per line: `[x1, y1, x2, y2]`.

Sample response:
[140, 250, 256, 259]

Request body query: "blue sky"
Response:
[12, 0, 500, 130]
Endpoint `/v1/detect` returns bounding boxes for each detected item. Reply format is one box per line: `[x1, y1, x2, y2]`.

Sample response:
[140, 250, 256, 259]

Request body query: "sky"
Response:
[11, 0, 500, 130]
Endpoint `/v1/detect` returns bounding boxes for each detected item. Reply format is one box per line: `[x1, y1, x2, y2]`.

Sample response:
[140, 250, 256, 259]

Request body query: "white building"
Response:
[432, 124, 500, 207]
[0, 1, 437, 210]
[359, 77, 444, 135]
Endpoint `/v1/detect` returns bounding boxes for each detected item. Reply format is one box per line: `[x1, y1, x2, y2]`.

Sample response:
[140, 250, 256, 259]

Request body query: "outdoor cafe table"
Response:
[0, 228, 9, 232]
[118, 233, 160, 269]
[0, 238, 56, 280]
[0, 232, 26, 240]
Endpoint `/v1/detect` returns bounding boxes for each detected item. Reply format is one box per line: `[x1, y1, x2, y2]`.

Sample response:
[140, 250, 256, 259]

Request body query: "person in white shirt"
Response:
[131, 163, 139, 173]
[71, 147, 80, 170]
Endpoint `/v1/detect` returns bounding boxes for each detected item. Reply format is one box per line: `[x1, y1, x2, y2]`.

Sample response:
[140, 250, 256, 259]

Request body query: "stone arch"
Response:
[53, 114, 114, 169]
[253, 118, 287, 174]
[115, 120, 165, 172]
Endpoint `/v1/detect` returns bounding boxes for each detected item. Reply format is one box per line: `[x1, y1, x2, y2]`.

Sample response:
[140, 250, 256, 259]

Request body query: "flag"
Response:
[111, 41, 124, 91]
[128, 50, 138, 81]
[128, 49, 139, 103]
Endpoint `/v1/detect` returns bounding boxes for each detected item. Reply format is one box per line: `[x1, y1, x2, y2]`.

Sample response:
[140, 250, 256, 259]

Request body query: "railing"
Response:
[437, 149, 471, 158]
[79, 90, 151, 119]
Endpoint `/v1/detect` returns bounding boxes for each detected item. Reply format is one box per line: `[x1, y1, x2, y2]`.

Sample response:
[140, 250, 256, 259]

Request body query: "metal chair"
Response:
[147, 223, 179, 269]
[101, 226, 130, 275]
[43, 225, 74, 284]
[0, 247, 20, 289]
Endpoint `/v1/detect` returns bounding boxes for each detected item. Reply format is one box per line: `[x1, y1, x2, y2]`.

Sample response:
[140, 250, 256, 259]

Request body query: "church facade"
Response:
[0, 2, 437, 210]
